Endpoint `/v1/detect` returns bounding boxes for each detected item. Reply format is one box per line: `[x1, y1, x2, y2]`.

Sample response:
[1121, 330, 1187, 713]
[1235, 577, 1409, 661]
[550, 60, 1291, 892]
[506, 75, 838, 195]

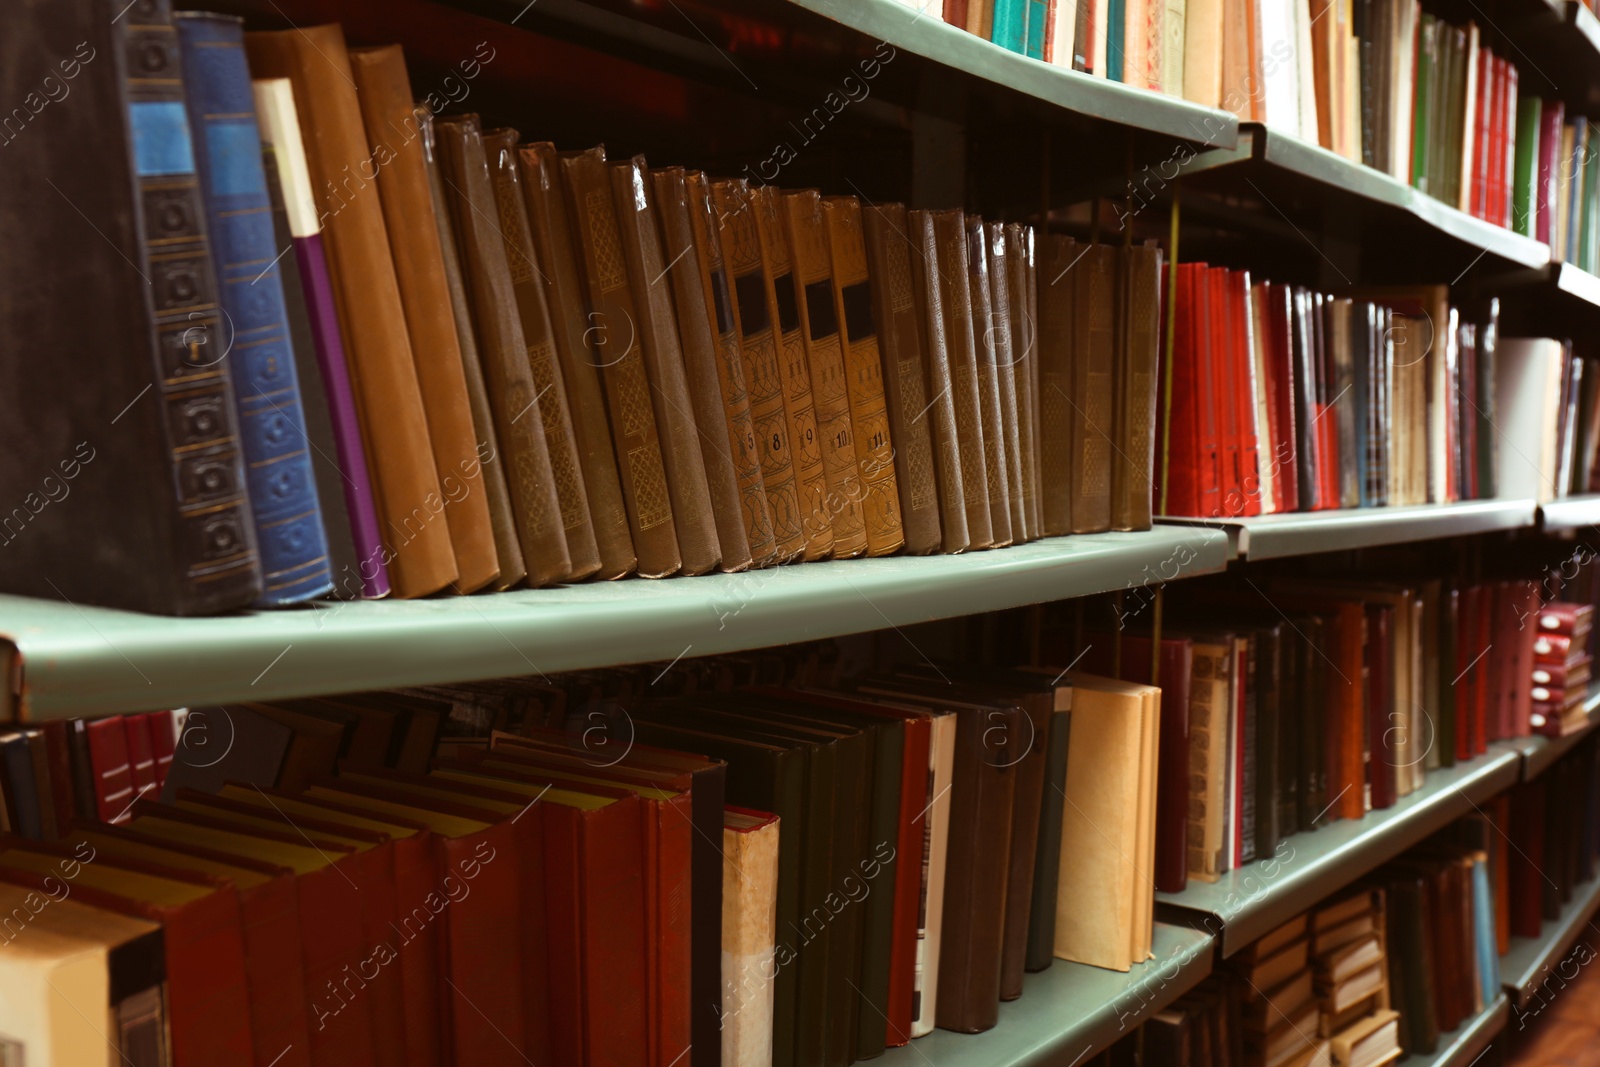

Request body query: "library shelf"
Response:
[1155, 745, 1524, 957]
[1567, 0, 1600, 63]
[0, 526, 1228, 721]
[1406, 994, 1510, 1067]
[1517, 693, 1600, 782]
[1537, 495, 1600, 534]
[1551, 261, 1600, 311]
[1500, 871, 1600, 1010]
[877, 922, 1215, 1067]
[1156, 499, 1539, 561]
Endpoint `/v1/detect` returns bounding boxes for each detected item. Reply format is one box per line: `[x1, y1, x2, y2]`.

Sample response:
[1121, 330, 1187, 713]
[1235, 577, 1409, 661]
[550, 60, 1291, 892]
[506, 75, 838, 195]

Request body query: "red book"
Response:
[85, 716, 134, 823]
[1472, 48, 1493, 219]
[1209, 267, 1245, 516]
[944, 0, 969, 27]
[1161, 264, 1211, 516]
[1230, 271, 1263, 516]
[1537, 602, 1594, 638]
[1473, 588, 1492, 755]
[1538, 100, 1567, 245]
[1314, 294, 1340, 510]
[1456, 585, 1481, 762]
[1262, 284, 1300, 512]
[1367, 604, 1396, 810]
[1532, 654, 1592, 688]
[144, 710, 177, 789]
[1511, 581, 1538, 737]
[123, 713, 159, 801]
[1503, 64, 1520, 228]
[1508, 779, 1546, 938]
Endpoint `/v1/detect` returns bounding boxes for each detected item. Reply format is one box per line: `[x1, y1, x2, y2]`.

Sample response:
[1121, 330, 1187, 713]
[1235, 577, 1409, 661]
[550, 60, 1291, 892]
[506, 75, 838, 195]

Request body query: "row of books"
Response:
[1545, 109, 1600, 271]
[0, 710, 181, 837]
[1499, 338, 1600, 503]
[12, 1, 1177, 617]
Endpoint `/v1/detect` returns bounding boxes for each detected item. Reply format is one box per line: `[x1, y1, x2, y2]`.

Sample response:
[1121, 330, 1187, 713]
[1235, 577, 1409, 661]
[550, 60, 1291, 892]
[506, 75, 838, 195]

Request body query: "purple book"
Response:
[255, 79, 390, 599]
[1538, 99, 1566, 249]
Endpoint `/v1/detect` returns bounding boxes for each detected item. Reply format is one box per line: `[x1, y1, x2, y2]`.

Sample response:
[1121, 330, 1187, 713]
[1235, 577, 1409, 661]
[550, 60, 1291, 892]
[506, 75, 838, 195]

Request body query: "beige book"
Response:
[1187, 641, 1233, 881]
[1248, 998, 1321, 1067]
[1319, 960, 1386, 1015]
[722, 808, 780, 1067]
[914, 709, 959, 1037]
[1243, 968, 1315, 1030]
[1311, 910, 1377, 957]
[1330, 1008, 1401, 1067]
[1188, 0, 1224, 107]
[1315, 933, 1383, 983]
[1255, 915, 1310, 958]
[1459, 24, 1481, 211]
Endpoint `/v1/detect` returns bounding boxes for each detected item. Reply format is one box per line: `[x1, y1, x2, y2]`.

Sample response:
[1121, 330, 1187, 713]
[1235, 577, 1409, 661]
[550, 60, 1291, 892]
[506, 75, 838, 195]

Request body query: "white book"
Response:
[912, 709, 957, 1036]
[1495, 338, 1567, 503]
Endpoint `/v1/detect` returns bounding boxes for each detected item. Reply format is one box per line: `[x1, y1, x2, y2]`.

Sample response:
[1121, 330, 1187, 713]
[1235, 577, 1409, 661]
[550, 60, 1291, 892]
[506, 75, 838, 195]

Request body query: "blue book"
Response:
[1471, 856, 1500, 997]
[1025, 0, 1049, 59]
[176, 13, 333, 605]
[1107, 0, 1126, 81]
[0, 734, 40, 839]
[991, 0, 1029, 53]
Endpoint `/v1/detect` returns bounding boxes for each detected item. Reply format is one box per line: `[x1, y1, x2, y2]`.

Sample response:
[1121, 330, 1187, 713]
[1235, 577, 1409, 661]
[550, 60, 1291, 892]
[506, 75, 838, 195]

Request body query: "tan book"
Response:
[348, 46, 499, 594]
[1239, 939, 1310, 992]
[782, 190, 867, 558]
[721, 808, 781, 1067]
[1005, 223, 1044, 540]
[656, 167, 769, 571]
[861, 204, 942, 555]
[823, 196, 905, 556]
[1187, 639, 1233, 881]
[1329, 1008, 1400, 1067]
[984, 222, 1030, 543]
[1315, 889, 1379, 931]
[932, 210, 994, 548]
[1071, 244, 1116, 533]
[559, 145, 681, 578]
[1246, 997, 1321, 1067]
[1243, 968, 1315, 1031]
[483, 128, 600, 581]
[1037, 234, 1077, 536]
[1113, 243, 1162, 531]
[434, 115, 571, 585]
[752, 186, 832, 560]
[245, 25, 457, 597]
[423, 116, 526, 589]
[1187, 0, 1224, 106]
[1255, 914, 1310, 958]
[905, 209, 970, 554]
[1319, 960, 1386, 1016]
[965, 218, 1014, 548]
[1312, 909, 1378, 957]
[1314, 933, 1383, 984]
[517, 143, 636, 579]
[709, 179, 807, 560]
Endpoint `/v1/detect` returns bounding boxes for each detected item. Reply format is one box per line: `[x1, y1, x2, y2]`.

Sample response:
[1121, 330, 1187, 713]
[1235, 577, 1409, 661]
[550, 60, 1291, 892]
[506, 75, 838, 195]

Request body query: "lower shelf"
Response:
[1500, 871, 1600, 1011]
[876, 923, 1215, 1067]
[1400, 994, 1509, 1066]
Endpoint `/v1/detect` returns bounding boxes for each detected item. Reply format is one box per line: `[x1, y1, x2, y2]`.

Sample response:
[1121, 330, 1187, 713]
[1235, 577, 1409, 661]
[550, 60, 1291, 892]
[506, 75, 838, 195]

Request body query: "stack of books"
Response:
[1530, 602, 1594, 737]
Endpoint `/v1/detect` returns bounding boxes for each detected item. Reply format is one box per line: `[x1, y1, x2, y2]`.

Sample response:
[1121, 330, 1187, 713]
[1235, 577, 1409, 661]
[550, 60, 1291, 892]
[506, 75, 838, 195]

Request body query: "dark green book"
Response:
[1412, 15, 1437, 193]
[1513, 92, 1544, 237]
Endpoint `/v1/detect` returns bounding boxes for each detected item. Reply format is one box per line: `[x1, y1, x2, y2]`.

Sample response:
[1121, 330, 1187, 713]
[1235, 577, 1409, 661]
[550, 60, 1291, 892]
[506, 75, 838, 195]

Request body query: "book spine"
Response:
[908, 211, 972, 553]
[965, 221, 1015, 547]
[121, 1, 262, 611]
[982, 222, 1029, 543]
[935, 211, 995, 547]
[177, 14, 332, 606]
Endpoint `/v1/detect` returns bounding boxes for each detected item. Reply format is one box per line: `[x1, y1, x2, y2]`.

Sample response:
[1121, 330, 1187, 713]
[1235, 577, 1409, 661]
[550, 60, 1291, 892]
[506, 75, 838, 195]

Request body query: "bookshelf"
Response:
[1158, 499, 1539, 560]
[1155, 746, 1524, 956]
[1500, 871, 1600, 1009]
[1518, 692, 1600, 781]
[876, 922, 1216, 1067]
[1406, 994, 1510, 1067]
[1538, 495, 1600, 533]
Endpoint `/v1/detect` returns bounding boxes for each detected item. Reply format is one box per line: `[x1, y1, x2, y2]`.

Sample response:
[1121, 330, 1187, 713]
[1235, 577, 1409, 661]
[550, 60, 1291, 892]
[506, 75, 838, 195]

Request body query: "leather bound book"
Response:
[906, 209, 971, 553]
[783, 191, 869, 559]
[965, 219, 1015, 547]
[722, 808, 780, 1067]
[1038, 235, 1078, 532]
[177, 13, 333, 607]
[1015, 225, 1045, 536]
[0, 0, 260, 614]
[85, 717, 135, 824]
[710, 179, 807, 560]
[1114, 243, 1162, 531]
[426, 119, 526, 589]
[517, 143, 634, 579]
[253, 78, 389, 598]
[611, 156, 720, 575]
[683, 171, 779, 566]
[753, 186, 833, 560]
[246, 24, 458, 599]
[862, 205, 942, 554]
[561, 146, 682, 577]
[434, 115, 572, 585]
[348, 46, 500, 593]
[824, 196, 906, 556]
[1367, 604, 1397, 810]
[482, 127, 600, 580]
[1070, 244, 1116, 532]
[932, 210, 995, 548]
[983, 221, 1030, 543]
[656, 167, 765, 571]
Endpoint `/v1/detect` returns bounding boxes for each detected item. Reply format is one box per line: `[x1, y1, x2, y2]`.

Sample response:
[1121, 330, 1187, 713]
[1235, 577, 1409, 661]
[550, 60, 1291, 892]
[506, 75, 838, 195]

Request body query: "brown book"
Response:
[682, 171, 779, 567]
[1037, 234, 1076, 536]
[931, 210, 994, 548]
[1071, 243, 1116, 533]
[433, 115, 572, 585]
[482, 127, 601, 581]
[245, 25, 457, 597]
[559, 146, 681, 577]
[782, 190, 868, 559]
[985, 221, 1030, 544]
[823, 196, 905, 557]
[966, 220, 1014, 548]
[861, 204, 942, 555]
[710, 179, 808, 560]
[653, 167, 761, 572]
[1006, 223, 1044, 539]
[904, 209, 970, 554]
[423, 117, 526, 589]
[348, 47, 499, 595]
[752, 185, 833, 560]
[1113, 243, 1162, 531]
[517, 143, 635, 580]
[610, 156, 720, 576]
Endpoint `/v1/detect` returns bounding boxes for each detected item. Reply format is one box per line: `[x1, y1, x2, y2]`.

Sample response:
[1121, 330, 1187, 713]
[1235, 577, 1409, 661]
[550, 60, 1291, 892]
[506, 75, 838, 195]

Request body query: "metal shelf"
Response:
[1517, 692, 1600, 781]
[1500, 871, 1600, 1009]
[1157, 499, 1538, 561]
[1156, 746, 1524, 957]
[1537, 495, 1600, 534]
[878, 922, 1215, 1067]
[1402, 994, 1509, 1067]
[0, 526, 1228, 721]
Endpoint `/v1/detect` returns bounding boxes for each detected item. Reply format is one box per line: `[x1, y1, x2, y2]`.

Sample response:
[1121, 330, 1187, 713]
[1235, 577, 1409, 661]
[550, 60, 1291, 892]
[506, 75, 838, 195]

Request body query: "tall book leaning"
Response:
[0, 0, 262, 614]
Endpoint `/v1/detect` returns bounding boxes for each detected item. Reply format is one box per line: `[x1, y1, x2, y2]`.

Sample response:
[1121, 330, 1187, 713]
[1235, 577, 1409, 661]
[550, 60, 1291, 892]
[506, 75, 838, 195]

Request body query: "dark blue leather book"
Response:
[176, 12, 333, 605]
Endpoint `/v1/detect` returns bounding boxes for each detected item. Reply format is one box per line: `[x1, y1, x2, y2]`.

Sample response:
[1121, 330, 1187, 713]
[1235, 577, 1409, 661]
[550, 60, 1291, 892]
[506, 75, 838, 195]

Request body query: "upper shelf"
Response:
[1156, 745, 1523, 957]
[1157, 498, 1538, 560]
[0, 526, 1228, 721]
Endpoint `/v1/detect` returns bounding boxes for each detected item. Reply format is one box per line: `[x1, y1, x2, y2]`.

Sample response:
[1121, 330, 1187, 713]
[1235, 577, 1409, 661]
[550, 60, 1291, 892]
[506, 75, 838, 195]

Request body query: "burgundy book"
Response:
[1366, 604, 1396, 811]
